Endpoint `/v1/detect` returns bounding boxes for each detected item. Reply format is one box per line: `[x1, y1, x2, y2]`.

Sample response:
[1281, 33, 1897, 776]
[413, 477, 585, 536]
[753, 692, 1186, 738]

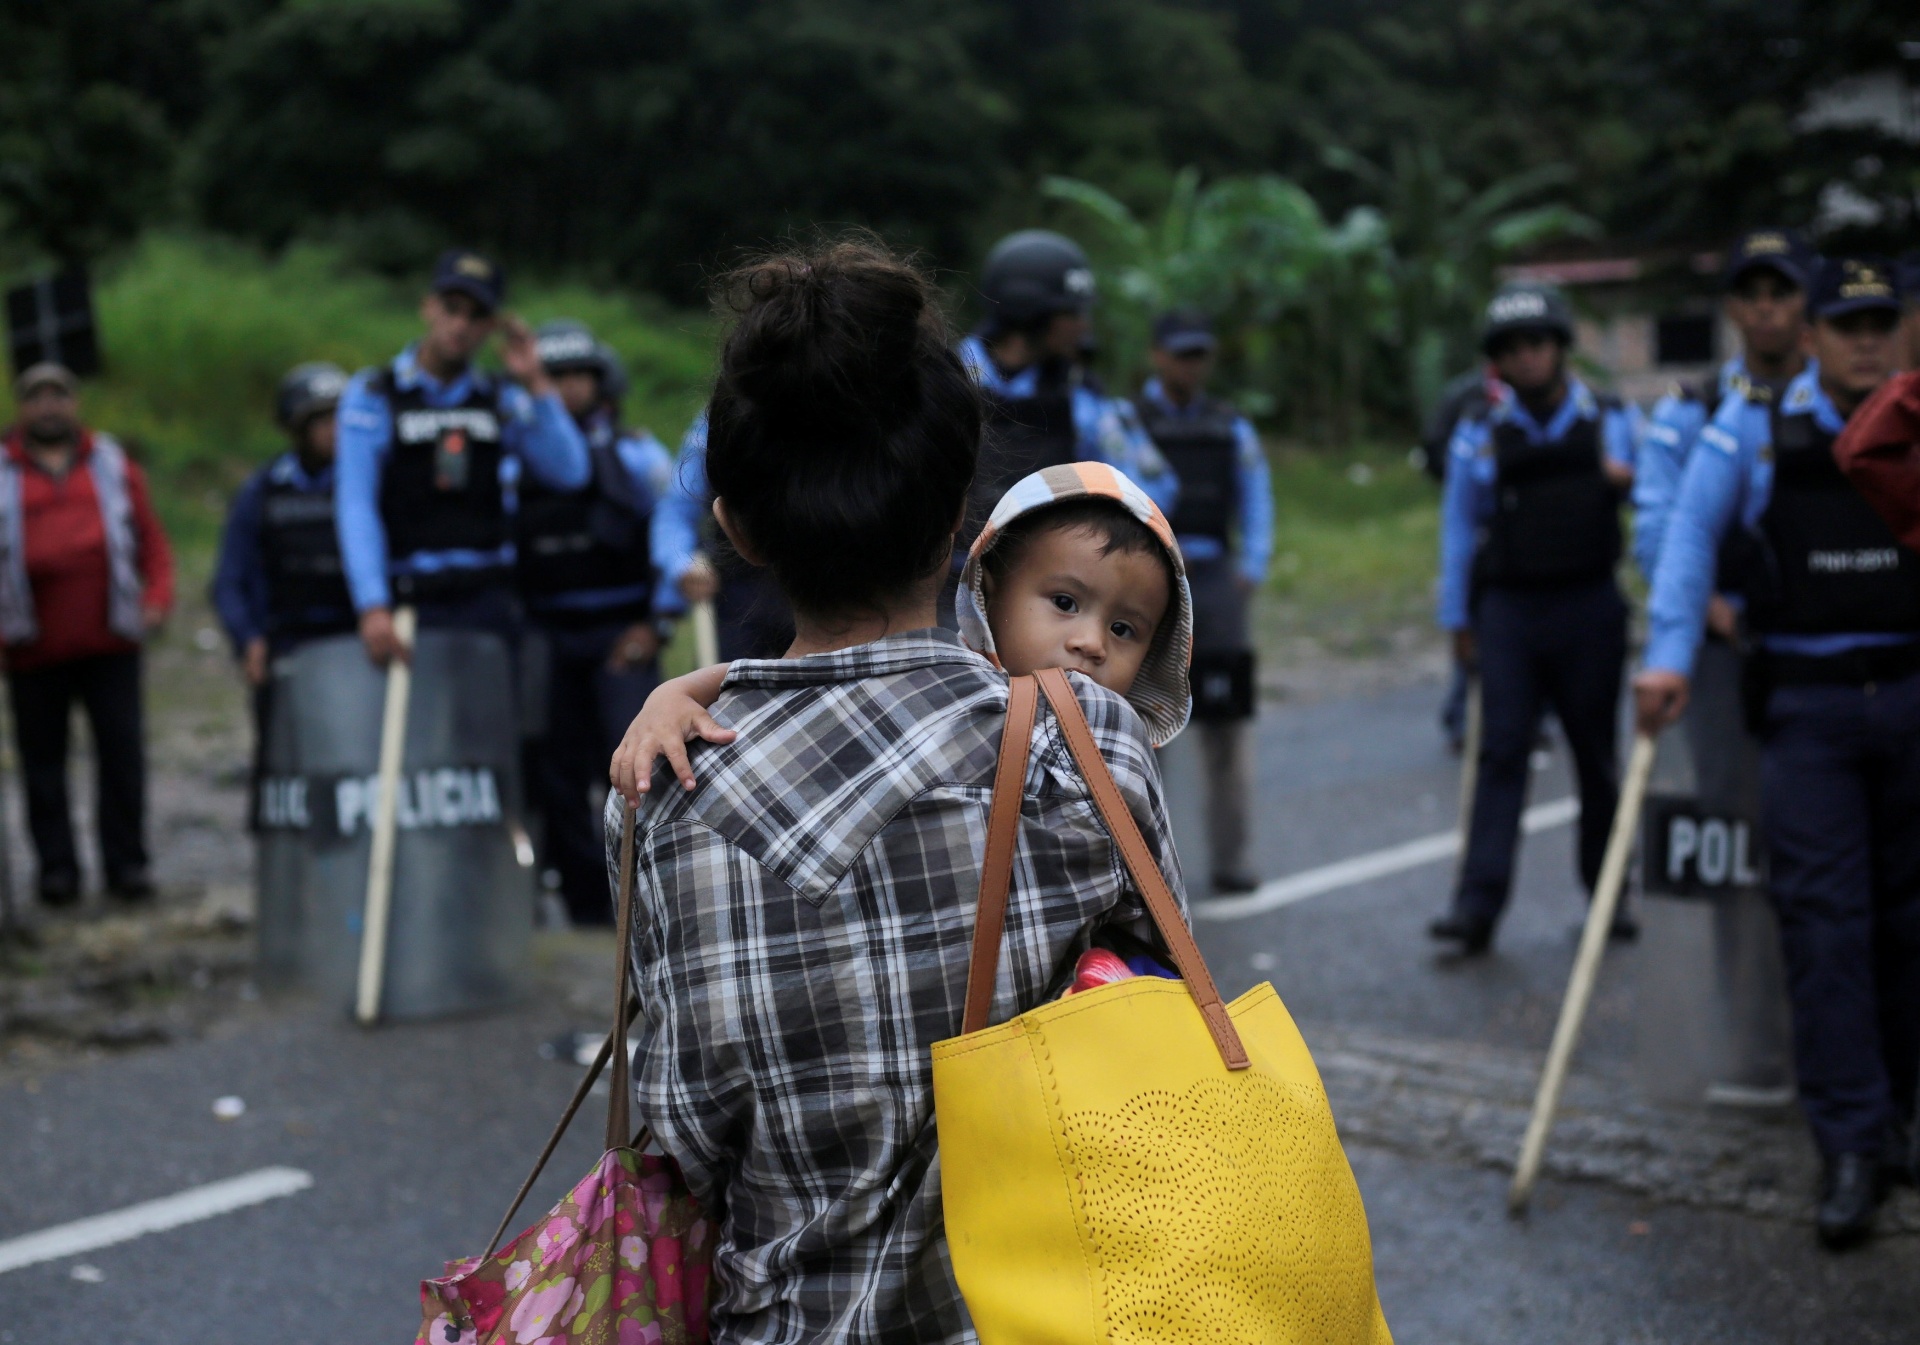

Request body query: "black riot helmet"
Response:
[275, 362, 348, 435]
[1480, 281, 1576, 356]
[979, 230, 1097, 332]
[535, 319, 627, 402]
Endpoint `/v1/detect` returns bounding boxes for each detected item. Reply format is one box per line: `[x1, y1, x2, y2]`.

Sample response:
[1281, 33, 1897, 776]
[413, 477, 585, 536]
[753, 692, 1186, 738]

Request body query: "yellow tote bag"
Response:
[934, 670, 1393, 1344]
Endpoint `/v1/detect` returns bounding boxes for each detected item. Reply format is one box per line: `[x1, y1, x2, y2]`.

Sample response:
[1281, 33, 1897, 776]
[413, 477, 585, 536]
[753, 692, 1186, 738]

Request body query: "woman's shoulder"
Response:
[1032, 671, 1159, 792]
[619, 652, 1016, 898]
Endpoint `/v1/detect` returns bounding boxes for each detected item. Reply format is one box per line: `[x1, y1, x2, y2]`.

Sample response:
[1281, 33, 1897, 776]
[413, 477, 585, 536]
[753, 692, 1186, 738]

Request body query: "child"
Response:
[610, 461, 1194, 801]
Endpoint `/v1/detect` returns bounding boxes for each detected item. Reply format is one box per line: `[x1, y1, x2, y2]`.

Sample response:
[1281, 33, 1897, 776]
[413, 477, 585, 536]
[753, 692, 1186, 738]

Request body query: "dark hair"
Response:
[980, 498, 1176, 597]
[705, 238, 980, 618]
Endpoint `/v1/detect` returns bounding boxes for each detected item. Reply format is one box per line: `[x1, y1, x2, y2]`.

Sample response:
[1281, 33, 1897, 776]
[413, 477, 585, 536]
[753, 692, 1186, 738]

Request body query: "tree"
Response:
[0, 2, 211, 265]
[1043, 169, 1398, 443]
[1322, 141, 1597, 418]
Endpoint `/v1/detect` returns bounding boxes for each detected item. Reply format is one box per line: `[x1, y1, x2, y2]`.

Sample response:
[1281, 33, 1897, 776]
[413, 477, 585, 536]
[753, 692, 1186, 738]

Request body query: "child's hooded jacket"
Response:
[957, 461, 1194, 746]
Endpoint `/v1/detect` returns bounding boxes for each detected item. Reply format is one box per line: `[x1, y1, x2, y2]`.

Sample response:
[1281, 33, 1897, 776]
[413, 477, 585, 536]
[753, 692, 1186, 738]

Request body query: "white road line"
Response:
[0, 1166, 313, 1275]
[1196, 796, 1579, 922]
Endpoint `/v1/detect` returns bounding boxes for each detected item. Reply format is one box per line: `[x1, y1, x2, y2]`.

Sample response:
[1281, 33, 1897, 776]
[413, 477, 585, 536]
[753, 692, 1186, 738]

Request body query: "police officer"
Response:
[334, 250, 588, 663]
[1133, 310, 1271, 893]
[518, 320, 675, 923]
[211, 363, 357, 816]
[1636, 230, 1812, 580]
[214, 364, 356, 673]
[1635, 258, 1918, 1249]
[1634, 231, 1812, 820]
[649, 410, 794, 660]
[1429, 282, 1638, 955]
[958, 230, 1178, 530]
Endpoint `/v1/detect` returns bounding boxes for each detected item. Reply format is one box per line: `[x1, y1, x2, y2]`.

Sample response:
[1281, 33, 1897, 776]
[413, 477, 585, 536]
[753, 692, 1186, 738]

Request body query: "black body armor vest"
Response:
[516, 433, 654, 619]
[971, 360, 1080, 532]
[1749, 406, 1920, 636]
[372, 367, 509, 597]
[1133, 395, 1239, 541]
[260, 466, 352, 631]
[1474, 411, 1622, 587]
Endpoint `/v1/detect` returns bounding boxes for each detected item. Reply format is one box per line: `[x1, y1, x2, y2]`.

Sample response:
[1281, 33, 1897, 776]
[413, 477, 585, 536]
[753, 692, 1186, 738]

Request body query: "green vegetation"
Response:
[7, 2, 1910, 315]
[1261, 442, 1440, 657]
[0, 238, 715, 553]
[1043, 162, 1592, 440]
[6, 238, 1444, 666]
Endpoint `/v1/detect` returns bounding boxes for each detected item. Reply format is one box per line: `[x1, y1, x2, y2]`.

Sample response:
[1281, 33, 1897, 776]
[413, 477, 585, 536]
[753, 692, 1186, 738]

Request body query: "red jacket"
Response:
[1833, 370, 1920, 554]
[1, 429, 175, 672]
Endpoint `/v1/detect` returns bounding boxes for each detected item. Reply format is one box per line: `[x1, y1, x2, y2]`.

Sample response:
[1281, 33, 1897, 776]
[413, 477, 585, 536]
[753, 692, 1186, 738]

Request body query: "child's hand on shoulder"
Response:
[610, 663, 736, 803]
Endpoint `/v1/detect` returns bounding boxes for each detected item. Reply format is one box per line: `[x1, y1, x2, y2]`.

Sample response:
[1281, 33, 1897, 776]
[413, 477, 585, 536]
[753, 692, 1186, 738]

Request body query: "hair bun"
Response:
[703, 236, 981, 621]
[721, 241, 934, 443]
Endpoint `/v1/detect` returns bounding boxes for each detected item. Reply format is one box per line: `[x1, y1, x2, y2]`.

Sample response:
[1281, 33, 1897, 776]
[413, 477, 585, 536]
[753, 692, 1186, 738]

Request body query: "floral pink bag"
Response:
[414, 805, 715, 1345]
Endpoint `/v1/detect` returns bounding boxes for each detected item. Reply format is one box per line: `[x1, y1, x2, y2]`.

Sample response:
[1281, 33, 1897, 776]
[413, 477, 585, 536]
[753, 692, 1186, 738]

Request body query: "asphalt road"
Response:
[2, 678, 1916, 1343]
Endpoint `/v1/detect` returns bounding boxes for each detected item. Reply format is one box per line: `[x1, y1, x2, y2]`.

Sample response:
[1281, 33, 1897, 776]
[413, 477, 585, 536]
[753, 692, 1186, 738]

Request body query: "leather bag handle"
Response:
[961, 675, 1039, 1035]
[483, 801, 644, 1257]
[961, 672, 1248, 1070]
[1033, 668, 1250, 1070]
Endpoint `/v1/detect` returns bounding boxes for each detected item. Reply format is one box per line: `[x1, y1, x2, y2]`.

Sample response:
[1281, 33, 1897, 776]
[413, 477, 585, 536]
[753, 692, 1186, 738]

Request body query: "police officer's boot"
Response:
[1815, 1153, 1882, 1250]
[1427, 910, 1494, 956]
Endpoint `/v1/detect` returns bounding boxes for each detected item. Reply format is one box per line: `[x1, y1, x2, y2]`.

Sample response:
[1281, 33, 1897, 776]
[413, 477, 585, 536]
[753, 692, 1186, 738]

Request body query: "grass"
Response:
[0, 235, 717, 556]
[6, 234, 1443, 677]
[1260, 441, 1440, 660]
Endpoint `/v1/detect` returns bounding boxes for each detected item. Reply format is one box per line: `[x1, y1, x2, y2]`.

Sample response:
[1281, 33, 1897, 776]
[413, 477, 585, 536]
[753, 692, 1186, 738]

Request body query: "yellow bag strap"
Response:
[962, 674, 1040, 1035]
[1033, 667, 1250, 1071]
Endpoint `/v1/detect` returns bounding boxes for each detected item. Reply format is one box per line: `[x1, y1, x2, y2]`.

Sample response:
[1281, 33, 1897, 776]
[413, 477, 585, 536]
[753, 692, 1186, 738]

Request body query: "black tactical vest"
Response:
[372, 367, 509, 595]
[260, 464, 352, 631]
[516, 431, 654, 619]
[1133, 394, 1239, 541]
[1749, 405, 1920, 636]
[970, 359, 1080, 534]
[1474, 410, 1622, 587]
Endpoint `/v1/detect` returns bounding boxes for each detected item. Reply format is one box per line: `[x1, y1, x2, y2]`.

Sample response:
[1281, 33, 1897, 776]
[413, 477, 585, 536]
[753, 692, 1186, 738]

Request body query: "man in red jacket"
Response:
[1, 363, 174, 906]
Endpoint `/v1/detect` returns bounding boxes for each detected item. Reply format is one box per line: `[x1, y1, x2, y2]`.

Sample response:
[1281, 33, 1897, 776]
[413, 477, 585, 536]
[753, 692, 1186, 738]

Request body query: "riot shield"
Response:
[1636, 638, 1793, 1107]
[256, 631, 532, 1020]
[255, 663, 306, 979]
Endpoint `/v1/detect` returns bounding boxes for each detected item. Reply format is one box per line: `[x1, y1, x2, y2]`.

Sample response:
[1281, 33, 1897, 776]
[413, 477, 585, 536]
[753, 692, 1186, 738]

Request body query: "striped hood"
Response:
[957, 461, 1193, 746]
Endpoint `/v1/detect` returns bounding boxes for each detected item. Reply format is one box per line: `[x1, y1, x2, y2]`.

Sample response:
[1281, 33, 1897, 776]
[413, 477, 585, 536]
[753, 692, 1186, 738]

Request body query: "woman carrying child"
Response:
[604, 238, 1193, 1343]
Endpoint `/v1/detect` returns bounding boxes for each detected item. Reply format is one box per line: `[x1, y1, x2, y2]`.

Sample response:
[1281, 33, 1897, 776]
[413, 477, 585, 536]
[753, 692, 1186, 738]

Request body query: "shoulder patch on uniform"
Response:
[1699, 424, 1739, 457]
[1782, 380, 1816, 413]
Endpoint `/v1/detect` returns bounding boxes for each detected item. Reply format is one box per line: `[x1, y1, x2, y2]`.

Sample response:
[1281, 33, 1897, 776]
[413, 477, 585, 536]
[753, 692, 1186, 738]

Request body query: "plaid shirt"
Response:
[606, 629, 1180, 1343]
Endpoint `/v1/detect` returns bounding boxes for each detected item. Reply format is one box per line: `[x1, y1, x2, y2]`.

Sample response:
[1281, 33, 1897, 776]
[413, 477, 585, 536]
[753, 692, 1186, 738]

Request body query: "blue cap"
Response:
[431, 249, 505, 312]
[1151, 309, 1216, 354]
[1809, 256, 1902, 320]
[1722, 229, 1811, 291]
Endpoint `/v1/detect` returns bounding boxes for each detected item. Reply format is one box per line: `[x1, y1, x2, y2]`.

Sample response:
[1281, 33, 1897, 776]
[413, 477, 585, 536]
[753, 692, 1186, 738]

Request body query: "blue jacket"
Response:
[1643, 364, 1916, 676]
[1135, 377, 1271, 585]
[1632, 357, 1790, 580]
[649, 413, 710, 618]
[522, 408, 678, 618]
[211, 451, 352, 652]
[334, 344, 589, 611]
[956, 336, 1179, 516]
[1437, 377, 1636, 631]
